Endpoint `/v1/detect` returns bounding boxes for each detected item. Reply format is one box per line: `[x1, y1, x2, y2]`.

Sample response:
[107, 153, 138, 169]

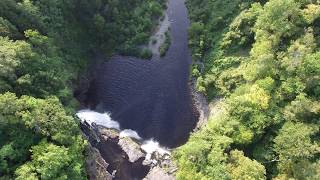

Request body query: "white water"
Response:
[76, 109, 120, 130]
[120, 129, 142, 140]
[76, 110, 170, 160]
[141, 139, 170, 160]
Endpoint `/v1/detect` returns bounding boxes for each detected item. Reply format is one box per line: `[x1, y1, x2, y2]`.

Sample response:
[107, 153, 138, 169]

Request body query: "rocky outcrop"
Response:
[85, 145, 113, 180]
[190, 77, 225, 131]
[99, 128, 119, 140]
[143, 151, 176, 180]
[144, 167, 175, 180]
[81, 122, 176, 180]
[118, 137, 145, 163]
[190, 78, 209, 130]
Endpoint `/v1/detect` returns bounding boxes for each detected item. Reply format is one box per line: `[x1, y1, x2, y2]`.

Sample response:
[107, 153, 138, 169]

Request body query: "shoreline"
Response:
[189, 78, 210, 131]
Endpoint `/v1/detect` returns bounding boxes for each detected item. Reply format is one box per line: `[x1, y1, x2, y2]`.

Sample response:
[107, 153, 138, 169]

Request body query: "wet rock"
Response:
[99, 128, 119, 140]
[143, 150, 177, 180]
[96, 127, 150, 179]
[86, 145, 113, 180]
[81, 117, 178, 179]
[98, 127, 145, 163]
[118, 137, 145, 163]
[190, 78, 209, 130]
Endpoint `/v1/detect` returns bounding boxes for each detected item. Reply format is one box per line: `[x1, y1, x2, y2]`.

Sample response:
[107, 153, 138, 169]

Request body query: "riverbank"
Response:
[190, 78, 209, 130]
[148, 13, 171, 57]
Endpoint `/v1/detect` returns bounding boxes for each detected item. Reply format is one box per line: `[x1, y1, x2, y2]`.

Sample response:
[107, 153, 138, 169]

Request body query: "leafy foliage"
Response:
[227, 150, 266, 180]
[0, 0, 165, 179]
[175, 0, 320, 179]
[160, 31, 171, 57]
[0, 93, 87, 178]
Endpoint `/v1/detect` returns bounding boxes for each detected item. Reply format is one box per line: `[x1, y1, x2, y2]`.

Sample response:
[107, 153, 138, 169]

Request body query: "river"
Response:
[83, 0, 197, 148]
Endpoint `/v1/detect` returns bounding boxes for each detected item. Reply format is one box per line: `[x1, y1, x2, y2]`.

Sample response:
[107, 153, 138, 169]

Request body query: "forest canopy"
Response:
[174, 0, 320, 179]
[0, 0, 165, 179]
[1, 0, 319, 179]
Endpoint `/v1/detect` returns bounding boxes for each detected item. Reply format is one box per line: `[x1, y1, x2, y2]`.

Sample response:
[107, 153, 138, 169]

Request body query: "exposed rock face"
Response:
[190, 78, 209, 130]
[99, 128, 119, 140]
[95, 127, 149, 180]
[86, 145, 113, 180]
[81, 122, 176, 180]
[144, 167, 175, 180]
[143, 152, 176, 180]
[118, 137, 145, 163]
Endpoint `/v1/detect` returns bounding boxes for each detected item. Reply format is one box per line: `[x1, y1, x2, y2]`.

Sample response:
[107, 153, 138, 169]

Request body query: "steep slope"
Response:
[174, 0, 320, 179]
[0, 0, 165, 179]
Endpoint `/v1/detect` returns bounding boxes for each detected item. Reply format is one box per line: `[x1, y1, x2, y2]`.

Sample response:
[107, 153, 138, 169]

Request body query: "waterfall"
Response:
[76, 110, 170, 159]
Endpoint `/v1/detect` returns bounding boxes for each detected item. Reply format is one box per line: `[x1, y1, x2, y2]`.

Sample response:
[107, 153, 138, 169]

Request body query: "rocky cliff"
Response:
[82, 121, 176, 180]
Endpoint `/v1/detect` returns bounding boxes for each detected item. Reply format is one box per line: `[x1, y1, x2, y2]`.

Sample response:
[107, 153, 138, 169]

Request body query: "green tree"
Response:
[0, 17, 21, 38]
[274, 122, 320, 179]
[0, 37, 33, 92]
[228, 85, 272, 143]
[0, 93, 86, 178]
[227, 150, 266, 180]
[177, 0, 320, 179]
[15, 140, 86, 180]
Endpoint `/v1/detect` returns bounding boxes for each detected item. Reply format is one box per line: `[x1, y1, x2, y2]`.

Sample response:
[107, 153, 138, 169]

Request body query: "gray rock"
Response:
[99, 128, 119, 140]
[86, 145, 113, 180]
[143, 167, 175, 180]
[85, 126, 178, 179]
[118, 137, 145, 162]
[190, 78, 210, 131]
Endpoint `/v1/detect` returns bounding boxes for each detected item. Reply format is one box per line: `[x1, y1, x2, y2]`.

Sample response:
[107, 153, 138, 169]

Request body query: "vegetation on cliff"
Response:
[0, 0, 165, 179]
[174, 0, 320, 179]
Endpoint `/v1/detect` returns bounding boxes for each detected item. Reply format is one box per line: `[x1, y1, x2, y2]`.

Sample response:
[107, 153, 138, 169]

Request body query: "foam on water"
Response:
[120, 129, 142, 140]
[76, 109, 120, 130]
[141, 139, 170, 160]
[76, 110, 170, 159]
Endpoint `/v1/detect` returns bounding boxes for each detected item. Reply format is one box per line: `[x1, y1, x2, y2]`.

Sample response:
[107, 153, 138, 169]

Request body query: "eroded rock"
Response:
[86, 145, 113, 180]
[81, 121, 177, 180]
[118, 137, 145, 163]
[99, 128, 119, 140]
[144, 166, 175, 180]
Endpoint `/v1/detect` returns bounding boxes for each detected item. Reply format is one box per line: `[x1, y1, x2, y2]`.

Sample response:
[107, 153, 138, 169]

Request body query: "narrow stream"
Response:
[83, 0, 197, 148]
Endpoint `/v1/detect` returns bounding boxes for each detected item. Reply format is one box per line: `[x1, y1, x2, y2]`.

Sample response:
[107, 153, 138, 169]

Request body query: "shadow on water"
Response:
[82, 0, 198, 148]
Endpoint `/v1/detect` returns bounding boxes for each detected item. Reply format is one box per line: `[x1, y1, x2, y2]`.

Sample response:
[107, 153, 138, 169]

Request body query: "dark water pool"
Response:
[85, 0, 198, 148]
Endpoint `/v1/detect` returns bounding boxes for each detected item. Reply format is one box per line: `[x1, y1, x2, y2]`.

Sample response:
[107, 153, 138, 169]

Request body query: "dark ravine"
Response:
[80, 117, 177, 180]
[81, 122, 151, 180]
[76, 0, 206, 179]
[79, 0, 198, 148]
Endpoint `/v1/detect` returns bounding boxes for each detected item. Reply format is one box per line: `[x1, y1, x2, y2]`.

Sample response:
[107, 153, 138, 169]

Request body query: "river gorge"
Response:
[80, 0, 198, 148]
[76, 0, 201, 179]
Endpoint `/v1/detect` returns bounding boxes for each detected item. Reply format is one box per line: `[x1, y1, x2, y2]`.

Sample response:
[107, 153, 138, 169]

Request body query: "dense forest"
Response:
[1, 0, 319, 179]
[0, 0, 165, 179]
[174, 0, 320, 179]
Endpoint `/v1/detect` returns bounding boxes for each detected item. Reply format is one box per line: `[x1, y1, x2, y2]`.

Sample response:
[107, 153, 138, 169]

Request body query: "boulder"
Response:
[118, 137, 145, 162]
[143, 166, 175, 180]
[84, 125, 177, 180]
[99, 128, 119, 140]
